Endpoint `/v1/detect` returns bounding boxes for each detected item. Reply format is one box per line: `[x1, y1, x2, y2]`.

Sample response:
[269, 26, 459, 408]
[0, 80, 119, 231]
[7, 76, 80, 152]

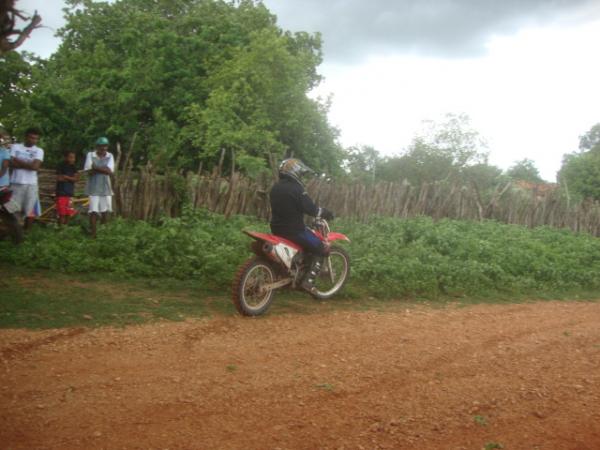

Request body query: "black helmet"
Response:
[278, 158, 314, 185]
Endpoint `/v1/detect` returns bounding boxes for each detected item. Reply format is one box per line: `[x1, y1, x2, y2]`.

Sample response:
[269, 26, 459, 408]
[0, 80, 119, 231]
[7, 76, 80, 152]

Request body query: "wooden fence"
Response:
[37, 166, 600, 236]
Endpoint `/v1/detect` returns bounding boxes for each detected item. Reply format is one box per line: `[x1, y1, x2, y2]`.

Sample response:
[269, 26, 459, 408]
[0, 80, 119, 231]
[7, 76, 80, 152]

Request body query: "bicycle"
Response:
[36, 196, 90, 224]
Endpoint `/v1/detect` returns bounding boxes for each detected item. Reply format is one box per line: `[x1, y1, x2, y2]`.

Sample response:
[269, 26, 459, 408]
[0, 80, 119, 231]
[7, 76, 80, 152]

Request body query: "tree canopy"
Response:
[2, 0, 591, 195]
[374, 114, 492, 185]
[506, 158, 544, 184]
[0, 50, 35, 130]
[578, 123, 600, 151]
[5, 0, 341, 174]
[559, 123, 600, 200]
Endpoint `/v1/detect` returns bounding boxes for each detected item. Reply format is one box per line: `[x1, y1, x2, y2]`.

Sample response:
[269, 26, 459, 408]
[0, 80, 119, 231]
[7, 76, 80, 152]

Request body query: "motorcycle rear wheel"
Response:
[232, 257, 276, 316]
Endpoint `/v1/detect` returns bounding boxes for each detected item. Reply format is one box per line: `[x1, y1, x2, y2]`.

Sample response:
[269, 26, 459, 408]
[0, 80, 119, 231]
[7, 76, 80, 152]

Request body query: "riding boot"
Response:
[301, 256, 324, 292]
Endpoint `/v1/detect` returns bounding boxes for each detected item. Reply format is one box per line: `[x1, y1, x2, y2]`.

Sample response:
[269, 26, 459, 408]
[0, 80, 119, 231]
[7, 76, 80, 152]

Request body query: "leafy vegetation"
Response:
[506, 158, 544, 183]
[343, 114, 495, 186]
[4, 0, 341, 173]
[474, 415, 488, 426]
[3, 210, 600, 301]
[559, 123, 600, 200]
[348, 216, 600, 298]
[484, 443, 504, 450]
[340, 113, 542, 196]
[3, 0, 595, 209]
[1, 208, 266, 288]
[3, 209, 600, 329]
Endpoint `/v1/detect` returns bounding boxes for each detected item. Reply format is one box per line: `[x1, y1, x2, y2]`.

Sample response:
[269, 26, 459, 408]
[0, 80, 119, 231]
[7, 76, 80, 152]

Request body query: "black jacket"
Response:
[270, 174, 319, 236]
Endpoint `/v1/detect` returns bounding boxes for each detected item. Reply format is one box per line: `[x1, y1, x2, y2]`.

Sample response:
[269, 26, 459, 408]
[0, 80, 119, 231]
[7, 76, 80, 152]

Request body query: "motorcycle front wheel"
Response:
[311, 245, 350, 300]
[232, 257, 276, 316]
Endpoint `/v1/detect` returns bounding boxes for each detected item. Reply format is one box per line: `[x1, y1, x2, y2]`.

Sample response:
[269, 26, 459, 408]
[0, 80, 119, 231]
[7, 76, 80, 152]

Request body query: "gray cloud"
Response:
[14, 0, 600, 61]
[263, 0, 599, 62]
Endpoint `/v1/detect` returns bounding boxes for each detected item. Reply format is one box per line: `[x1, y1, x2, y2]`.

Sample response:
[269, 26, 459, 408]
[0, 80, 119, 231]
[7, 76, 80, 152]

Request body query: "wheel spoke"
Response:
[233, 258, 278, 316]
[327, 257, 335, 283]
[314, 250, 348, 297]
[243, 264, 274, 308]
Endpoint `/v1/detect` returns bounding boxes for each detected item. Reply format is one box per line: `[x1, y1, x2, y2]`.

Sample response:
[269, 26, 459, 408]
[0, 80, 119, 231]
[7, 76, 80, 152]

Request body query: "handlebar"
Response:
[312, 216, 331, 238]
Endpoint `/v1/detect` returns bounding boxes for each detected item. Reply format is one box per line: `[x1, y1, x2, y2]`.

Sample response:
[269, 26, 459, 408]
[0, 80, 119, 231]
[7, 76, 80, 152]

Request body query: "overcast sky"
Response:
[15, 0, 600, 181]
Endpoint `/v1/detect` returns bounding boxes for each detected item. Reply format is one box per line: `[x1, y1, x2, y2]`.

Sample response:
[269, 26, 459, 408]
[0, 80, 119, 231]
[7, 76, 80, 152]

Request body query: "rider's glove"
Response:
[320, 208, 335, 221]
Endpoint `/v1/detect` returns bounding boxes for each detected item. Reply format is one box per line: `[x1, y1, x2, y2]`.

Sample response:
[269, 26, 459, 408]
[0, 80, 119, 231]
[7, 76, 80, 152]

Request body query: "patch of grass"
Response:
[2, 264, 600, 329]
[226, 364, 237, 372]
[0, 266, 400, 329]
[474, 415, 488, 426]
[0, 268, 215, 329]
[484, 443, 504, 450]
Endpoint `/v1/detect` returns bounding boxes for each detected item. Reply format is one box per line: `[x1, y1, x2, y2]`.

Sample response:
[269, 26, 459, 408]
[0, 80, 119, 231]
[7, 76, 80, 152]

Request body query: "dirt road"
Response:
[1, 301, 600, 449]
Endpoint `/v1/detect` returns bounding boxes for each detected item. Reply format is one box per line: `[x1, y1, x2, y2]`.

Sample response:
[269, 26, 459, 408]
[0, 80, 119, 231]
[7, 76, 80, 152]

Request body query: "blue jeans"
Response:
[280, 228, 328, 257]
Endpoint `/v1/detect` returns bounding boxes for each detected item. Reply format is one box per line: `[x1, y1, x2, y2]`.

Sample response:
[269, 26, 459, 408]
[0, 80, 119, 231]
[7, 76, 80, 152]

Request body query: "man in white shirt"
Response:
[83, 137, 115, 238]
[10, 127, 44, 229]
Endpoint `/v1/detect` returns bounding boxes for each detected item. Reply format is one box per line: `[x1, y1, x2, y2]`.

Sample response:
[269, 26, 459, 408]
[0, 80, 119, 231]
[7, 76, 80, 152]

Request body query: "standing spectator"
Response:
[83, 137, 114, 238]
[55, 150, 80, 226]
[10, 127, 44, 229]
[0, 130, 11, 188]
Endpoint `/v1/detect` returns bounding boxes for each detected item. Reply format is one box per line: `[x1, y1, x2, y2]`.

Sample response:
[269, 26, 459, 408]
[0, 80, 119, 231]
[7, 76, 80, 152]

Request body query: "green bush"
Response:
[0, 208, 267, 289]
[3, 211, 600, 299]
[338, 217, 600, 298]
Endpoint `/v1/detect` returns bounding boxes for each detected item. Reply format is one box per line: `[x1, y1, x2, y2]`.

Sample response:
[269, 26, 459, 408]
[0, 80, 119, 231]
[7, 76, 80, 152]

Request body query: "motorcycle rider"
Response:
[269, 158, 334, 293]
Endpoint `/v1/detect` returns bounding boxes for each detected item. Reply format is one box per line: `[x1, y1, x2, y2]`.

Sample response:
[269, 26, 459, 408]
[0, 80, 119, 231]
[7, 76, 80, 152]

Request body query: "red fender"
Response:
[244, 229, 349, 247]
[327, 232, 350, 243]
[243, 231, 302, 250]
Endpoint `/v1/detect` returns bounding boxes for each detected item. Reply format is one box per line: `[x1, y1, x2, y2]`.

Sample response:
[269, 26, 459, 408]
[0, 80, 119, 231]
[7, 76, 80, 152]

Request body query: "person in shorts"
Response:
[55, 150, 80, 226]
[10, 127, 44, 229]
[83, 137, 114, 238]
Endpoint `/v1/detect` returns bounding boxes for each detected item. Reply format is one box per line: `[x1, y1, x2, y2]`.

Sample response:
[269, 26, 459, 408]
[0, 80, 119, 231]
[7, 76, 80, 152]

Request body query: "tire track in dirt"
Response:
[0, 327, 87, 360]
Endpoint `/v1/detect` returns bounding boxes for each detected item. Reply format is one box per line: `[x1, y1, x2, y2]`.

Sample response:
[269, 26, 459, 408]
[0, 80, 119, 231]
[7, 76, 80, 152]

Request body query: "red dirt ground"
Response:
[1, 301, 600, 450]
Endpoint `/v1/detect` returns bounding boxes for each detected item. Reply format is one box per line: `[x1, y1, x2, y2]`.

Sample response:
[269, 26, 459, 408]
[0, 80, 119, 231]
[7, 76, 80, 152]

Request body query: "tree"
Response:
[15, 0, 340, 173]
[579, 123, 600, 151]
[559, 123, 600, 200]
[182, 27, 341, 173]
[0, 0, 41, 55]
[0, 50, 35, 131]
[506, 159, 544, 183]
[421, 113, 488, 168]
[341, 145, 382, 182]
[377, 113, 489, 185]
[462, 162, 505, 193]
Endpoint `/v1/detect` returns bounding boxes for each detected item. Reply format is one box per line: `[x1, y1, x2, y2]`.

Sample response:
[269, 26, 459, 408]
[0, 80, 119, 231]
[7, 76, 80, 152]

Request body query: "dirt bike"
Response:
[232, 216, 351, 316]
[0, 187, 24, 244]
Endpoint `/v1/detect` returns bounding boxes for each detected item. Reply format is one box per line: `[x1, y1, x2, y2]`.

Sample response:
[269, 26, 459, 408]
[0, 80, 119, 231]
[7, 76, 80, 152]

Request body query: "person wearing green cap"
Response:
[83, 136, 114, 238]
